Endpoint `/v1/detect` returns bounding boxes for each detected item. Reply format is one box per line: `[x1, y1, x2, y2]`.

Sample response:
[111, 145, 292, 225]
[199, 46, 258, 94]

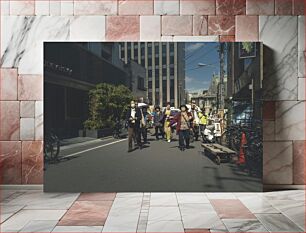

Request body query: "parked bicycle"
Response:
[220, 124, 244, 152]
[44, 130, 60, 162]
[113, 120, 127, 139]
[243, 127, 263, 177]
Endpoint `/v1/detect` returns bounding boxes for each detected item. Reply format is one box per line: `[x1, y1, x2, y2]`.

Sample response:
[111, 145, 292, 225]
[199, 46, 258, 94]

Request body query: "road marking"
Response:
[61, 139, 127, 159]
[60, 136, 115, 151]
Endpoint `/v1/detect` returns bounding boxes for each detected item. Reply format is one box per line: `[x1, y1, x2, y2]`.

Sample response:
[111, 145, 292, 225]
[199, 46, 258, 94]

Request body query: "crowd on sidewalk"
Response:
[125, 99, 224, 152]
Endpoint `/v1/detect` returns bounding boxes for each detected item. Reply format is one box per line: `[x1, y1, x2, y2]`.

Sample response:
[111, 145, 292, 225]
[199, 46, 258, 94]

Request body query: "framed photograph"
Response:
[44, 42, 263, 192]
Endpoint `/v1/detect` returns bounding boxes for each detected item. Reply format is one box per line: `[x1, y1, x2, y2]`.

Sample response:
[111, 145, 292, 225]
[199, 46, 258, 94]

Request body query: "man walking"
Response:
[190, 101, 200, 141]
[140, 106, 149, 144]
[153, 106, 164, 140]
[126, 100, 142, 152]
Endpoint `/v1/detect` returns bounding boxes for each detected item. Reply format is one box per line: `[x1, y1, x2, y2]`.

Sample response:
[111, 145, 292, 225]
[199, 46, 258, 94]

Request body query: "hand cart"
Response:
[201, 143, 237, 165]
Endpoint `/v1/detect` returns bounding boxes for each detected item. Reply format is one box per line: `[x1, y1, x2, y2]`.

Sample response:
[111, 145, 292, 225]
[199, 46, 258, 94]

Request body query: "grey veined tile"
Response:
[5, 191, 79, 210]
[102, 205, 140, 232]
[262, 190, 305, 201]
[0, 209, 66, 232]
[182, 211, 221, 229]
[176, 192, 210, 204]
[1, 16, 70, 75]
[148, 206, 181, 221]
[0, 204, 25, 223]
[1, 191, 26, 203]
[275, 101, 305, 141]
[20, 220, 58, 232]
[298, 16, 305, 78]
[238, 196, 279, 214]
[256, 214, 304, 232]
[259, 16, 298, 101]
[222, 219, 269, 232]
[268, 200, 305, 231]
[0, 190, 17, 201]
[146, 220, 184, 233]
[150, 193, 178, 206]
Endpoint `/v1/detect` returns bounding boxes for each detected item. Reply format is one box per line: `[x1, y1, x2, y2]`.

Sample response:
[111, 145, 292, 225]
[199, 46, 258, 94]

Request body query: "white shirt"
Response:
[131, 108, 136, 119]
[192, 110, 199, 124]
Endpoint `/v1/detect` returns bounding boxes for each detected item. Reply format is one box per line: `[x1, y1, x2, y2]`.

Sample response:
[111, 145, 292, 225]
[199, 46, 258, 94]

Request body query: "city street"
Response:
[44, 133, 262, 192]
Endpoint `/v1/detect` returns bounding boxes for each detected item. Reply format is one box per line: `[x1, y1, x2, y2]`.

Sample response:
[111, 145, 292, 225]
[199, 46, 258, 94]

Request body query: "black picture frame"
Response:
[239, 42, 257, 59]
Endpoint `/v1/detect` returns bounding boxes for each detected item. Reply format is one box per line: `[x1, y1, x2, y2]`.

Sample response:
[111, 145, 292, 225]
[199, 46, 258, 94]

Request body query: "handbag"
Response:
[140, 109, 146, 127]
[182, 113, 191, 129]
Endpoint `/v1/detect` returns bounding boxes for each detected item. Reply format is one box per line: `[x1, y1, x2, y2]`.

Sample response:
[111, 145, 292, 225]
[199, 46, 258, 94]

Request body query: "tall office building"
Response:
[119, 42, 185, 108]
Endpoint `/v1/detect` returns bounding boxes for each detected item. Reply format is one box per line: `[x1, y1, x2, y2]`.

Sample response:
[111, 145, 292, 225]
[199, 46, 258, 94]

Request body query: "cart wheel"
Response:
[215, 155, 221, 165]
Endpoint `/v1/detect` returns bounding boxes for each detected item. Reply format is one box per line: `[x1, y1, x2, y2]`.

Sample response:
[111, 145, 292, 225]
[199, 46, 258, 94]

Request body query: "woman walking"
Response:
[163, 102, 174, 143]
[173, 105, 193, 151]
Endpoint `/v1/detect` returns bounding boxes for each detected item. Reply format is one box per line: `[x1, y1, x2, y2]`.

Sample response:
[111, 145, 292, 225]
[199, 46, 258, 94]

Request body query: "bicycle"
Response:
[244, 128, 263, 177]
[44, 131, 60, 162]
[220, 125, 242, 152]
[113, 120, 126, 139]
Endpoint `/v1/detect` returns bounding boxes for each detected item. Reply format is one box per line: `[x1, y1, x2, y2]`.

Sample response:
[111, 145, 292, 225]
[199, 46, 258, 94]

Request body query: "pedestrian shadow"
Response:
[147, 138, 156, 142]
[127, 145, 151, 154]
[128, 147, 139, 153]
[168, 145, 196, 150]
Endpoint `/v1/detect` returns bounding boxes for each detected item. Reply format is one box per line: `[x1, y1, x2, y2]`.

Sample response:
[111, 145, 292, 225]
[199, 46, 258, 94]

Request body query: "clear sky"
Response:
[185, 43, 221, 93]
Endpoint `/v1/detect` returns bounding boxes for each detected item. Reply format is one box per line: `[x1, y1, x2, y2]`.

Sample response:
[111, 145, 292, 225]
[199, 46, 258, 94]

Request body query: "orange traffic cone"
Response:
[238, 131, 247, 165]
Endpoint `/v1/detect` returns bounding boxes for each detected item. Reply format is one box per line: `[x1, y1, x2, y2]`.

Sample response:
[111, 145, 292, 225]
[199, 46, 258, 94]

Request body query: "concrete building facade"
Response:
[44, 42, 146, 139]
[226, 42, 262, 125]
[119, 42, 185, 108]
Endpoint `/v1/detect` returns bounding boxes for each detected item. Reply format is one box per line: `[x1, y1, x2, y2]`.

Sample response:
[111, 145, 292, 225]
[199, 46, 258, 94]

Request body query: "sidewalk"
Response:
[1, 189, 304, 232]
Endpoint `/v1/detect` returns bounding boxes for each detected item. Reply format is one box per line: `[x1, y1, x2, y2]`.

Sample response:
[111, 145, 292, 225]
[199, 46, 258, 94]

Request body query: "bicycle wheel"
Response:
[44, 140, 54, 161]
[44, 134, 60, 161]
[220, 131, 228, 146]
[52, 139, 60, 160]
[44, 145, 51, 161]
[215, 155, 221, 165]
[112, 131, 119, 139]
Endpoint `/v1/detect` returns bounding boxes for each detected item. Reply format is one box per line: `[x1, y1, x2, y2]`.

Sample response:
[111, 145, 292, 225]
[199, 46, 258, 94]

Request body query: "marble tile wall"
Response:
[0, 0, 305, 185]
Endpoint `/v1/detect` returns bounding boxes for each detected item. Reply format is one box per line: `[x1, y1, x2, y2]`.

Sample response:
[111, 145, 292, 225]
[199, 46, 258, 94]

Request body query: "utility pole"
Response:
[219, 43, 225, 110]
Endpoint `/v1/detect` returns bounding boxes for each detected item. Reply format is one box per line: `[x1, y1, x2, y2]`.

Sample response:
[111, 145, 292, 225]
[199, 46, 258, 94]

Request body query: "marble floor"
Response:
[0, 189, 304, 232]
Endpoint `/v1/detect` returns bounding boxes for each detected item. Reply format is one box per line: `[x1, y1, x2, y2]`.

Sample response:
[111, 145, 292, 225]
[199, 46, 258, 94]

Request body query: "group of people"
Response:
[126, 100, 209, 152]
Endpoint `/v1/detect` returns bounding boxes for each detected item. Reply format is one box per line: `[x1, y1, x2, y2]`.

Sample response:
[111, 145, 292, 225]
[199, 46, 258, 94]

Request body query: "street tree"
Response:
[84, 83, 133, 130]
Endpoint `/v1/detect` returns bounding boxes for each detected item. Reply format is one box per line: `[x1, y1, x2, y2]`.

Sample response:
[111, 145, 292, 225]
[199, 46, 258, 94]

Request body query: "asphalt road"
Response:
[44, 133, 262, 192]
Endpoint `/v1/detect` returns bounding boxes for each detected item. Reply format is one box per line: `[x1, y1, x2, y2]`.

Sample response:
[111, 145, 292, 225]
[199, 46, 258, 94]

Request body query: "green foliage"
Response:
[242, 42, 253, 53]
[84, 83, 133, 130]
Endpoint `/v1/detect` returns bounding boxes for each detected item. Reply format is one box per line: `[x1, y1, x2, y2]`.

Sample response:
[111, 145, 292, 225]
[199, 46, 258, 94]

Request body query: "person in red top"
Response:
[172, 104, 193, 151]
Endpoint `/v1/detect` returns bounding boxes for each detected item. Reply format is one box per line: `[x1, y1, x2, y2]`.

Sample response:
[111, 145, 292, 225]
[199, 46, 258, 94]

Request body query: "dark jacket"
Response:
[173, 111, 193, 133]
[152, 111, 164, 126]
[126, 107, 142, 128]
